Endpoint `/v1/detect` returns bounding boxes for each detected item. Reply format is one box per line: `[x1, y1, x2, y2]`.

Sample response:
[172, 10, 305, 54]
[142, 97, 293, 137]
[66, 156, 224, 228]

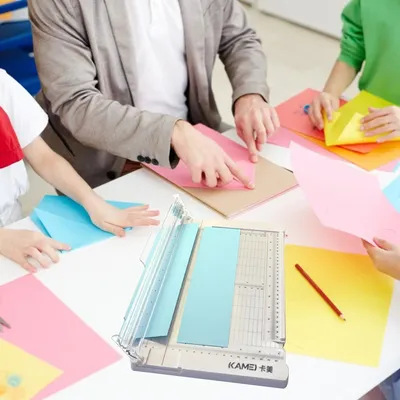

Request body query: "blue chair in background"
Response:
[0, 0, 41, 95]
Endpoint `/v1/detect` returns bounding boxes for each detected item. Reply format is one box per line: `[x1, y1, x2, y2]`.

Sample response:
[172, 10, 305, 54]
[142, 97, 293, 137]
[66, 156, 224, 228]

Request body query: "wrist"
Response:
[171, 120, 190, 150]
[322, 86, 341, 98]
[0, 228, 8, 253]
[80, 192, 102, 215]
[234, 94, 265, 113]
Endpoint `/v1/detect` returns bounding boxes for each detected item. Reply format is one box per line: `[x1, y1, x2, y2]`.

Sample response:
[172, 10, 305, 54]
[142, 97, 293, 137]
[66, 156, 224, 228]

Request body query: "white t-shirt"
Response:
[127, 0, 188, 120]
[0, 69, 48, 227]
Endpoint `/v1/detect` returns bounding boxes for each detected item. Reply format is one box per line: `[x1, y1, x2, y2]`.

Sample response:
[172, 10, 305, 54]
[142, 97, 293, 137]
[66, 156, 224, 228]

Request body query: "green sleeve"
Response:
[338, 0, 365, 72]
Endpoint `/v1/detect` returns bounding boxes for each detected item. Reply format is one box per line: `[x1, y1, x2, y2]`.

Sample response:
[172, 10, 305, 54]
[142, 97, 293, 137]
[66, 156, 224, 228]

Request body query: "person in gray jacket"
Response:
[28, 0, 280, 189]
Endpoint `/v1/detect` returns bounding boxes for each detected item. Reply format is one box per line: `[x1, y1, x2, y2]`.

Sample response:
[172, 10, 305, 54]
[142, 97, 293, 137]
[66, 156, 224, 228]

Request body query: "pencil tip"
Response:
[340, 315, 346, 321]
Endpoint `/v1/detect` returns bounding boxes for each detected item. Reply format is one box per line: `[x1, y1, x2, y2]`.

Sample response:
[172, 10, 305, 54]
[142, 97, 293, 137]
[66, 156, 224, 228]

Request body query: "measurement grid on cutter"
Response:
[230, 231, 278, 348]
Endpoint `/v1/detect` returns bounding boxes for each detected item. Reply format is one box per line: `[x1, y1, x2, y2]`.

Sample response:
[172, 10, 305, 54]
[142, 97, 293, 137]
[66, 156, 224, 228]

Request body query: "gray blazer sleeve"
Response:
[218, 0, 270, 106]
[28, 0, 179, 168]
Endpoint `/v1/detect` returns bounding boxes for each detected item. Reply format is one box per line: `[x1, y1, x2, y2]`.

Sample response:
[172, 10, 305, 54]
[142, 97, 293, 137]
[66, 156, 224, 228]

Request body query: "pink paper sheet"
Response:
[290, 141, 400, 244]
[0, 275, 121, 400]
[276, 88, 378, 154]
[147, 124, 255, 189]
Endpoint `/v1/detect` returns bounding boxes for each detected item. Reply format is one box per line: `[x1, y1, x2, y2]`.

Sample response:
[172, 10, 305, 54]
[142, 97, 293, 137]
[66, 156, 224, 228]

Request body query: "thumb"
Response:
[362, 239, 373, 250]
[373, 237, 393, 250]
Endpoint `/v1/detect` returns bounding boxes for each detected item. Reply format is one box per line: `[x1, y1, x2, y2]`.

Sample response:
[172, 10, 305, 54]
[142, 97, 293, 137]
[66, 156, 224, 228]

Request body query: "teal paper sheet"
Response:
[384, 176, 400, 212]
[134, 223, 200, 339]
[30, 195, 140, 250]
[178, 227, 240, 348]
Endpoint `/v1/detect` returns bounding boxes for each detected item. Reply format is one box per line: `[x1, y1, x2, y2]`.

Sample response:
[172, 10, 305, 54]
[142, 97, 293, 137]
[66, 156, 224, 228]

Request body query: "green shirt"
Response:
[339, 0, 400, 105]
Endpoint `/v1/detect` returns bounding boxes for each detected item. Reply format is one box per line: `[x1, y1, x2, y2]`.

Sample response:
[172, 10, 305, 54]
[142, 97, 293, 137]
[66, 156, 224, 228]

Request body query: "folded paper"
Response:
[324, 91, 397, 146]
[285, 245, 394, 366]
[290, 141, 400, 244]
[31, 195, 140, 250]
[276, 88, 377, 153]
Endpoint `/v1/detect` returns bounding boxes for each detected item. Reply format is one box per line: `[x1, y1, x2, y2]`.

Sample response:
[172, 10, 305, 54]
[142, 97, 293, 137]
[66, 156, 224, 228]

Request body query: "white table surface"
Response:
[2, 131, 400, 400]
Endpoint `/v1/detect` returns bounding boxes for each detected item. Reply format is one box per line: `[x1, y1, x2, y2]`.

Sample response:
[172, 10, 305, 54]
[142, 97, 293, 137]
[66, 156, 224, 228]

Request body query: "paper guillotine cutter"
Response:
[114, 195, 289, 388]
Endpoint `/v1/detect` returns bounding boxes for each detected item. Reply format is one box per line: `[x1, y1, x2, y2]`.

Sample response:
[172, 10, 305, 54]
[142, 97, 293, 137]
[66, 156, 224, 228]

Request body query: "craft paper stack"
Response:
[30, 195, 140, 250]
[273, 88, 400, 171]
[145, 124, 298, 218]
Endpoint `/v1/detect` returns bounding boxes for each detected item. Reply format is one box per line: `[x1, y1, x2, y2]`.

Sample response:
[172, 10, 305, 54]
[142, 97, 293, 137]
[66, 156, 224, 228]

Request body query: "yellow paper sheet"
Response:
[324, 91, 398, 146]
[285, 245, 394, 366]
[0, 339, 62, 400]
[0, 0, 13, 20]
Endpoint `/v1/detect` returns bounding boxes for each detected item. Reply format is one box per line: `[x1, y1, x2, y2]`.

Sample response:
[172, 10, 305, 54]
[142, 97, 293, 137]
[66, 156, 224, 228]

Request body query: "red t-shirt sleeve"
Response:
[0, 106, 23, 169]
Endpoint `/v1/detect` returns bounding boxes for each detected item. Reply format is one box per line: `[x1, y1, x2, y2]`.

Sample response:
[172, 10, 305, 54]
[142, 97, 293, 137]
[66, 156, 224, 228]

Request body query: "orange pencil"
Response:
[295, 263, 346, 321]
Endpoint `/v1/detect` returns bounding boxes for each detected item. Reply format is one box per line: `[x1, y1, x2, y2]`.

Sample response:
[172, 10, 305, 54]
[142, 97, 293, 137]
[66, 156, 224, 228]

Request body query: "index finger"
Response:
[311, 99, 324, 129]
[239, 117, 258, 163]
[362, 107, 390, 123]
[225, 157, 254, 189]
[320, 96, 333, 120]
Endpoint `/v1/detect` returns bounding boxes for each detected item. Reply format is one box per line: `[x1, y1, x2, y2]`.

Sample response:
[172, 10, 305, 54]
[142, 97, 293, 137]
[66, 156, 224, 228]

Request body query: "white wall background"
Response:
[252, 0, 349, 39]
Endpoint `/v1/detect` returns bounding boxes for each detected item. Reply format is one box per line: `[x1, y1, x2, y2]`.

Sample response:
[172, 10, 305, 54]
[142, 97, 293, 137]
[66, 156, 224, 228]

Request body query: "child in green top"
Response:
[309, 0, 400, 142]
[309, 1, 400, 398]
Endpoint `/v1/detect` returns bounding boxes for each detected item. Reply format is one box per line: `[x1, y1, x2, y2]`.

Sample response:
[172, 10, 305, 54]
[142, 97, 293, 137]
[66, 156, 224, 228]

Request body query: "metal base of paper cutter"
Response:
[130, 221, 289, 388]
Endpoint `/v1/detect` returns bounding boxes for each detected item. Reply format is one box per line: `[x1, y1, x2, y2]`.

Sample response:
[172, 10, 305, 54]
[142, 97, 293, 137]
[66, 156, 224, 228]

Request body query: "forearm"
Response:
[219, 0, 269, 104]
[323, 60, 358, 97]
[25, 138, 99, 209]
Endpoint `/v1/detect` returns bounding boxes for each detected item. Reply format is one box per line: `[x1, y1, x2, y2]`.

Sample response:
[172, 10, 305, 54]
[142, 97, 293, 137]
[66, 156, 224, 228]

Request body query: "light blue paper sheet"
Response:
[30, 195, 140, 250]
[384, 176, 400, 212]
[134, 223, 200, 339]
[178, 227, 240, 348]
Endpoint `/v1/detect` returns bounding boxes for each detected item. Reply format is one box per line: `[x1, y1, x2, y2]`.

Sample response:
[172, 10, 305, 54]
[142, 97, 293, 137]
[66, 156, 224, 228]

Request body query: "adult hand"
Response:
[362, 238, 400, 280]
[85, 197, 160, 237]
[309, 92, 340, 130]
[0, 228, 70, 273]
[361, 106, 400, 142]
[171, 121, 254, 189]
[234, 94, 280, 163]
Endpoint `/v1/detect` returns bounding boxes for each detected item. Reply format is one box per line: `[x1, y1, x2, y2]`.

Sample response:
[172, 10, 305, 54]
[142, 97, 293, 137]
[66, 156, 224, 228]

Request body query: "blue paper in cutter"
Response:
[135, 223, 200, 339]
[178, 227, 240, 347]
[113, 195, 288, 388]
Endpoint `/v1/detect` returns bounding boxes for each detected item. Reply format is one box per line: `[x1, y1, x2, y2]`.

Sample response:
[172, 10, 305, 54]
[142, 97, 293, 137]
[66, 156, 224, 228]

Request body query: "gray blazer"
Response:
[28, 0, 270, 188]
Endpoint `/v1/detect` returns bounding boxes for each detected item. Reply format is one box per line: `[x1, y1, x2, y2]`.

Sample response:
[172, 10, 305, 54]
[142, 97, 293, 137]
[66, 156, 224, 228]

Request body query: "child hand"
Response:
[362, 237, 400, 280]
[361, 106, 400, 142]
[309, 92, 340, 130]
[0, 229, 70, 273]
[86, 198, 160, 237]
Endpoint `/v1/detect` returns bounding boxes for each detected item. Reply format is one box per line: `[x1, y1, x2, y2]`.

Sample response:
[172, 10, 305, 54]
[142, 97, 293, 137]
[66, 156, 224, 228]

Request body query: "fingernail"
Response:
[248, 181, 255, 189]
[251, 154, 258, 163]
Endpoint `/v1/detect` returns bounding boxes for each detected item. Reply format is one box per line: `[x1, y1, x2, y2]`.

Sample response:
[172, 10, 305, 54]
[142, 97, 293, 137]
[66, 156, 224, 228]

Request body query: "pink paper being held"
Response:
[290, 141, 400, 244]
